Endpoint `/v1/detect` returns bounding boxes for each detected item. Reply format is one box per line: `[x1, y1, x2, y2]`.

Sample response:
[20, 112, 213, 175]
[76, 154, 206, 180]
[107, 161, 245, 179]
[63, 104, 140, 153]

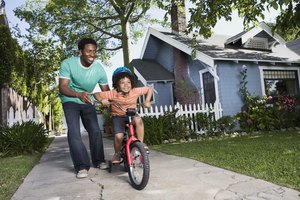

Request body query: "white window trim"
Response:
[199, 65, 219, 105]
[259, 66, 300, 96]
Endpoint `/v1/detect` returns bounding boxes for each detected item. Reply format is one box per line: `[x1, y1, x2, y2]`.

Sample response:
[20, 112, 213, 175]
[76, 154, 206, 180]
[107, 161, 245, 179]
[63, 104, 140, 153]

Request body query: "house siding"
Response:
[188, 58, 206, 100]
[157, 43, 174, 72]
[217, 63, 243, 116]
[144, 36, 174, 72]
[217, 62, 263, 116]
[152, 82, 174, 106]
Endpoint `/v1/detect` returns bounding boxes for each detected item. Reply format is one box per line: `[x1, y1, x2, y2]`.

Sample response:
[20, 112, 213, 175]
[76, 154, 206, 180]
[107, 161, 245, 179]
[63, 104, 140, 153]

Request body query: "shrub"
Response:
[0, 121, 49, 156]
[216, 115, 237, 133]
[143, 110, 192, 145]
[195, 110, 216, 133]
[236, 95, 281, 132]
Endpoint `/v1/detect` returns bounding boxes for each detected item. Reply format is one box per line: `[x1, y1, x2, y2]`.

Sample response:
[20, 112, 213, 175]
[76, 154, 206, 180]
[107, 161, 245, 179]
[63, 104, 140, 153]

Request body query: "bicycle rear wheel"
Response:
[128, 142, 150, 190]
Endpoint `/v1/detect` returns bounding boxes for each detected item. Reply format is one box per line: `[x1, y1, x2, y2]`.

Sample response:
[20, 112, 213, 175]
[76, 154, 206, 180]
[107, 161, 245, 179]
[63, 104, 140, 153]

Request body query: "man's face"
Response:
[80, 44, 97, 67]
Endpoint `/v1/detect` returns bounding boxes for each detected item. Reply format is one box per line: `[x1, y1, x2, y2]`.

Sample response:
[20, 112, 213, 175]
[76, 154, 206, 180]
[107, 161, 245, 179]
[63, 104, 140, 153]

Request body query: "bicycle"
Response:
[106, 102, 150, 190]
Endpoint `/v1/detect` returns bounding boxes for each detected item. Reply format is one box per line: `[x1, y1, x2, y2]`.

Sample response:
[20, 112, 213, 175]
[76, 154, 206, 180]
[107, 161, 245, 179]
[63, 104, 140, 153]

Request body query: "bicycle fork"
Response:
[126, 123, 138, 166]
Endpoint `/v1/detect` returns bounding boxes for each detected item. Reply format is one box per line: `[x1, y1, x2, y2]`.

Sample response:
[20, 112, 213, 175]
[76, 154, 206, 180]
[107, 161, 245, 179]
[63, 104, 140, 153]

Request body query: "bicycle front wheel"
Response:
[128, 142, 150, 190]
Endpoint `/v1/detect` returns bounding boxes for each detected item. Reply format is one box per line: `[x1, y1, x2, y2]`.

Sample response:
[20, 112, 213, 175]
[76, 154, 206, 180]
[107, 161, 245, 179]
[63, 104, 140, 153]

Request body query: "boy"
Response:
[94, 66, 153, 163]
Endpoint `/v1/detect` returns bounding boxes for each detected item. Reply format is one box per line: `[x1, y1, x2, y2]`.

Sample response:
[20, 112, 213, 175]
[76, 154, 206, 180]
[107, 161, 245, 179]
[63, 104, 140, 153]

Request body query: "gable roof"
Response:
[141, 23, 300, 67]
[225, 22, 286, 50]
[287, 39, 300, 56]
[130, 59, 174, 84]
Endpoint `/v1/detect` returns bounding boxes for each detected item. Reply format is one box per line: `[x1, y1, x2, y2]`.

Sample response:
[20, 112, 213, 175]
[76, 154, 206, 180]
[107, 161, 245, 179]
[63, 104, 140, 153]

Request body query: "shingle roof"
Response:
[130, 59, 174, 82]
[163, 32, 300, 63]
[287, 39, 300, 56]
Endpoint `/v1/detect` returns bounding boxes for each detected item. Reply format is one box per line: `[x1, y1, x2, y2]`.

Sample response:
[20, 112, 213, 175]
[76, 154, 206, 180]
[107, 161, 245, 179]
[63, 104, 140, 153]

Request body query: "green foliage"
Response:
[14, 0, 159, 65]
[143, 110, 193, 145]
[195, 111, 216, 132]
[0, 121, 49, 156]
[157, 0, 299, 40]
[237, 67, 300, 132]
[143, 108, 238, 145]
[216, 116, 237, 133]
[102, 108, 112, 127]
[236, 95, 281, 132]
[0, 25, 18, 86]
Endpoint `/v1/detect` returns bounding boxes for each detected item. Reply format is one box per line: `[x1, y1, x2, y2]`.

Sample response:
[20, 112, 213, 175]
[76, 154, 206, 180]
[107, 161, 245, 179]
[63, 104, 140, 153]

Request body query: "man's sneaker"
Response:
[76, 169, 88, 179]
[112, 153, 121, 164]
[98, 162, 108, 170]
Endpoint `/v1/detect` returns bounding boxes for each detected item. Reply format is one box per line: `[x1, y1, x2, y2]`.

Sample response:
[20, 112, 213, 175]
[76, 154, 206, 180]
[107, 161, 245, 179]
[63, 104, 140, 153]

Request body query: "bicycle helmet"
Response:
[112, 66, 135, 89]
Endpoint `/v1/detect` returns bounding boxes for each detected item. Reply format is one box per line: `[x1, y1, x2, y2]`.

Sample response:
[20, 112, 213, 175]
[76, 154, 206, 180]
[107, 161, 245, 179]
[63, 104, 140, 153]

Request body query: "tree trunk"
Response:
[121, 20, 131, 68]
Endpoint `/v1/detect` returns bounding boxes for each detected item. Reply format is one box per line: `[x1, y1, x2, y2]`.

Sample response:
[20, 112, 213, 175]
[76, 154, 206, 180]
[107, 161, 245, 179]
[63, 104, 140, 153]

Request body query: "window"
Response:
[203, 72, 216, 105]
[263, 70, 299, 96]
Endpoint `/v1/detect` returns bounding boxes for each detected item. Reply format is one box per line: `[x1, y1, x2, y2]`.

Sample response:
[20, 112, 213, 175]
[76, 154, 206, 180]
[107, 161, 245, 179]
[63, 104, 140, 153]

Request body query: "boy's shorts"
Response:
[112, 115, 129, 135]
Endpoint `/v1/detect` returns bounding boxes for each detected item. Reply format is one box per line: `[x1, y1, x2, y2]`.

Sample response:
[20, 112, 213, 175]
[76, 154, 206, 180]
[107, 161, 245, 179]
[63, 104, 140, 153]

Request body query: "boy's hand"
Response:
[101, 99, 110, 107]
[143, 101, 151, 108]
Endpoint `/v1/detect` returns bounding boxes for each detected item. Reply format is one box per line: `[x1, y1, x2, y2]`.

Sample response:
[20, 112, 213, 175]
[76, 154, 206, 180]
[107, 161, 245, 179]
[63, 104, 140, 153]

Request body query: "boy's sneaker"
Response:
[97, 162, 108, 170]
[112, 153, 121, 164]
[76, 169, 88, 179]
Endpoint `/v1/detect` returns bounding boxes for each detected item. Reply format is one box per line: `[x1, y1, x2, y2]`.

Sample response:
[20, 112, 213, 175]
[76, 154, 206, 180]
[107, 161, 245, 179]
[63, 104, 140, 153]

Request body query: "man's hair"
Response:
[78, 38, 97, 50]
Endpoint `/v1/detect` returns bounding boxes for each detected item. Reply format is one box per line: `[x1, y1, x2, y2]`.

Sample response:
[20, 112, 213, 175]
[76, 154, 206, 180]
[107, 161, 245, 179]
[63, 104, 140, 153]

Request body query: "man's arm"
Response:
[59, 78, 93, 104]
[99, 84, 110, 92]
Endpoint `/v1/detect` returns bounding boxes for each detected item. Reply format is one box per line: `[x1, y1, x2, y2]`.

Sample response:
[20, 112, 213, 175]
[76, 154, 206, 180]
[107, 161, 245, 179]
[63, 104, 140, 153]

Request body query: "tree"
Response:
[0, 25, 18, 86]
[158, 0, 299, 41]
[14, 0, 158, 67]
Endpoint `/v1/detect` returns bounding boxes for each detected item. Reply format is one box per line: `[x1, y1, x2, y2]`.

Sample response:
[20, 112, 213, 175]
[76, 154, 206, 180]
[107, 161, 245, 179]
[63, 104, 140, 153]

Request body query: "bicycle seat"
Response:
[126, 108, 136, 116]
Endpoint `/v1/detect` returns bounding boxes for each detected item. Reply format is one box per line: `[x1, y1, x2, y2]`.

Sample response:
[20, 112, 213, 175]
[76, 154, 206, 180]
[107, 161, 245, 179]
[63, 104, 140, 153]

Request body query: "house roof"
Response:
[141, 24, 300, 67]
[287, 39, 300, 56]
[130, 59, 174, 83]
[224, 22, 285, 48]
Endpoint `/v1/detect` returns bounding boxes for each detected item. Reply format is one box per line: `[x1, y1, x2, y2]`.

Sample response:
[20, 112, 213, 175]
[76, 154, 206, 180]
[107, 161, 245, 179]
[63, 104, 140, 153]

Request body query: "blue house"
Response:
[130, 22, 300, 117]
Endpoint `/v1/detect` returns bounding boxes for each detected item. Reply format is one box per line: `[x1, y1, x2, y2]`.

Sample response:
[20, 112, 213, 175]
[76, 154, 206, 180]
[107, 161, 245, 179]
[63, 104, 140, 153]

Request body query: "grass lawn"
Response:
[151, 130, 300, 191]
[0, 137, 54, 200]
[0, 154, 43, 200]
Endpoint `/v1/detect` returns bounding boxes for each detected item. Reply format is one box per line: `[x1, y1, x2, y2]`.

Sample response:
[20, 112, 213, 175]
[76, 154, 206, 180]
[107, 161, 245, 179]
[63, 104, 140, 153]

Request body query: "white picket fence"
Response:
[138, 102, 223, 133]
[7, 106, 43, 127]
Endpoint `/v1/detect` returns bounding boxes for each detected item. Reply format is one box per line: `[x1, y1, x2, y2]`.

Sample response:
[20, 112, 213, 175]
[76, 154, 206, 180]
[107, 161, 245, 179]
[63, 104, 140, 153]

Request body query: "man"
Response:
[58, 38, 109, 179]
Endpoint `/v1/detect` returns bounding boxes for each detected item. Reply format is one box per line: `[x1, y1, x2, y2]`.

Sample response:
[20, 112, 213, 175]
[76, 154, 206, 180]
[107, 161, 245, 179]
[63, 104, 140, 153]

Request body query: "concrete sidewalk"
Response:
[11, 133, 300, 200]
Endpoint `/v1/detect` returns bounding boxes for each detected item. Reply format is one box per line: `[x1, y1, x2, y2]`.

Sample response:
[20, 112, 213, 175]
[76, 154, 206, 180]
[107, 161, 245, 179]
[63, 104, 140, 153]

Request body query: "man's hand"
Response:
[77, 92, 93, 105]
[143, 101, 151, 108]
[101, 99, 110, 107]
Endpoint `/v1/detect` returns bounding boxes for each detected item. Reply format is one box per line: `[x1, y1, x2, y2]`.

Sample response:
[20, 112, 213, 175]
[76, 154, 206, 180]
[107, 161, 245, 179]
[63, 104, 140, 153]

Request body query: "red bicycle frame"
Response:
[125, 116, 138, 166]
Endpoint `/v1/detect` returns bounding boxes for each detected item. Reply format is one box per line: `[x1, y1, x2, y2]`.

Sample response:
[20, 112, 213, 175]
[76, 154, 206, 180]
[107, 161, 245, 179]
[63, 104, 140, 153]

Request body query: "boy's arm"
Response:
[93, 92, 110, 107]
[143, 87, 153, 108]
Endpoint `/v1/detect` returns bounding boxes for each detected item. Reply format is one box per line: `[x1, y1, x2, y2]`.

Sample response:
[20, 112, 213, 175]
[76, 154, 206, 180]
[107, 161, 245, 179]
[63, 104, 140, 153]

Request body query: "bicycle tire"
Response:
[108, 160, 112, 173]
[128, 141, 150, 190]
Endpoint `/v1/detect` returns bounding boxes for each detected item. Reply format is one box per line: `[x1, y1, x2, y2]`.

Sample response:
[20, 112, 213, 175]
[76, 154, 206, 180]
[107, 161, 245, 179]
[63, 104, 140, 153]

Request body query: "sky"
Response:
[4, 0, 280, 73]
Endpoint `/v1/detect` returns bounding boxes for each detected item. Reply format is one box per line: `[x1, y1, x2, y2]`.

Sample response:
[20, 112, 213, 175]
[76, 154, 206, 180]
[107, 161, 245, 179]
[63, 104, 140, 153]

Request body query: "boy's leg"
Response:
[133, 116, 144, 143]
[114, 133, 123, 153]
[111, 116, 126, 163]
[133, 116, 149, 153]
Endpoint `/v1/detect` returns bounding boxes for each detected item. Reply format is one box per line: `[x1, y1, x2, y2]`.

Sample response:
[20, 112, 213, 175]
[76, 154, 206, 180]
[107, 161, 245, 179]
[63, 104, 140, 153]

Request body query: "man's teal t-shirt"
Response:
[58, 56, 108, 104]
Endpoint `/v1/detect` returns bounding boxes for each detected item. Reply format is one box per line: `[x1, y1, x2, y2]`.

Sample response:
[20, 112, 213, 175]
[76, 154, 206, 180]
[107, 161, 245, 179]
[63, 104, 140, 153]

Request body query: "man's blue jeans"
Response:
[62, 102, 105, 172]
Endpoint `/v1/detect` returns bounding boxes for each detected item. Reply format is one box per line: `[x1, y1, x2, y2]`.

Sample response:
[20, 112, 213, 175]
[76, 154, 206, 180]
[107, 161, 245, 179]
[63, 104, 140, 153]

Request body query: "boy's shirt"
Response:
[98, 87, 150, 116]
